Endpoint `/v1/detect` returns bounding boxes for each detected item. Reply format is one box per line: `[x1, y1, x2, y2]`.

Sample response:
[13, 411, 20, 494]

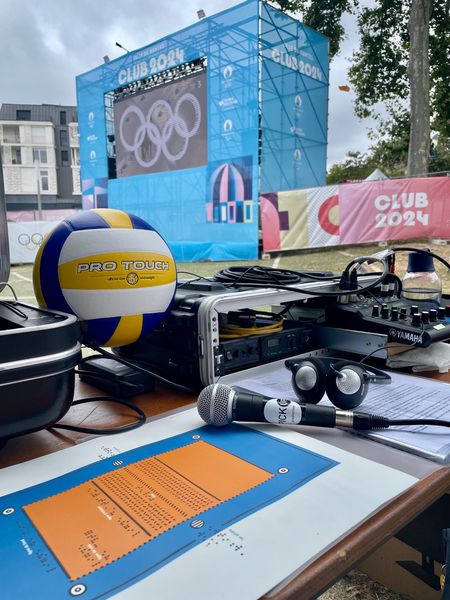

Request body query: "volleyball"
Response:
[33, 209, 177, 347]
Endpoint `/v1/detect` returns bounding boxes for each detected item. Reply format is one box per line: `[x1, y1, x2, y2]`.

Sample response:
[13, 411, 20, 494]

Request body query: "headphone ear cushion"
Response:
[291, 358, 327, 404]
[325, 361, 368, 409]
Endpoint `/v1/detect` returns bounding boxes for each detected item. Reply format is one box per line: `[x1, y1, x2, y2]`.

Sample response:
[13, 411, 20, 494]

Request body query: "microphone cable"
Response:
[339, 413, 450, 431]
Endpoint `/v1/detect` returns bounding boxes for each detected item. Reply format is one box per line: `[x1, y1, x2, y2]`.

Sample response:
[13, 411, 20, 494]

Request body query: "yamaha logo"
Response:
[389, 328, 422, 343]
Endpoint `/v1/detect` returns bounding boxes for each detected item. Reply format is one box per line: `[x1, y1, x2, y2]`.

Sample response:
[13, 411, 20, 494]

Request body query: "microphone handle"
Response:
[299, 404, 337, 428]
[232, 391, 337, 428]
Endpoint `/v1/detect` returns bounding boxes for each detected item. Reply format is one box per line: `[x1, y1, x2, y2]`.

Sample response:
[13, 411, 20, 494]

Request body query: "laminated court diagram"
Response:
[0, 425, 338, 599]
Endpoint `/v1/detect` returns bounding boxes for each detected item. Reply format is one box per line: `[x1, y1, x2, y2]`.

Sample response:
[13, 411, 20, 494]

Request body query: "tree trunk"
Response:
[407, 0, 432, 176]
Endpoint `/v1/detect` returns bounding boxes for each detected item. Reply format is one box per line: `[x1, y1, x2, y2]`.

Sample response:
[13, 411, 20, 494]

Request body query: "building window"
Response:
[60, 111, 67, 125]
[31, 126, 47, 144]
[2, 125, 20, 143]
[33, 147, 48, 164]
[11, 147, 22, 165]
[40, 170, 49, 191]
[71, 147, 80, 166]
[61, 149, 69, 166]
[59, 129, 68, 146]
[16, 109, 31, 121]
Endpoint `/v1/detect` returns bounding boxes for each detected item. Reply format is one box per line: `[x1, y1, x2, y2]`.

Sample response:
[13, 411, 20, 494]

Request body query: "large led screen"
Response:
[113, 70, 208, 178]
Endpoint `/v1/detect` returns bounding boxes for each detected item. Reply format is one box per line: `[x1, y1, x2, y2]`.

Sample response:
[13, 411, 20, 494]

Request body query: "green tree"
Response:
[326, 151, 376, 184]
[270, 0, 450, 176]
[327, 111, 450, 182]
[270, 1, 358, 58]
[348, 0, 449, 176]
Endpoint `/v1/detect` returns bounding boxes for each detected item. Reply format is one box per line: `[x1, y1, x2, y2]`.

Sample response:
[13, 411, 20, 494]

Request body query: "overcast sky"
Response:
[0, 0, 377, 167]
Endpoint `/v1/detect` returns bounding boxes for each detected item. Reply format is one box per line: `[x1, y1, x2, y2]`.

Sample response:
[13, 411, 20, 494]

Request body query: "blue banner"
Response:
[76, 1, 329, 260]
[260, 3, 329, 193]
[76, 0, 260, 261]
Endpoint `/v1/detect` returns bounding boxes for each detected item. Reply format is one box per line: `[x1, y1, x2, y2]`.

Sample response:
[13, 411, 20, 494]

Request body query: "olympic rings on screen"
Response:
[119, 93, 202, 167]
[18, 232, 44, 250]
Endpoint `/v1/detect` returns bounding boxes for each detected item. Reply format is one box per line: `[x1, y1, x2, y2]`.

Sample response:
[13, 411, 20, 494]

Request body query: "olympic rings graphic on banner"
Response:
[119, 93, 202, 167]
[18, 232, 44, 250]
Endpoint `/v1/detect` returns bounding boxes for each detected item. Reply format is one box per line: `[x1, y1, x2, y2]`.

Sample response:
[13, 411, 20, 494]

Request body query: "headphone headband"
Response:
[285, 357, 391, 384]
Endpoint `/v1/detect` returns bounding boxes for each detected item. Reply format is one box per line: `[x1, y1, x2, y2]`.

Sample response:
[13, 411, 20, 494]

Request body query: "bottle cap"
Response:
[406, 250, 435, 273]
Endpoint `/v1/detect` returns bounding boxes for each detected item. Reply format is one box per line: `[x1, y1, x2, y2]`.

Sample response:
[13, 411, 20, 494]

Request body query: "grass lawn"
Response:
[4, 238, 450, 304]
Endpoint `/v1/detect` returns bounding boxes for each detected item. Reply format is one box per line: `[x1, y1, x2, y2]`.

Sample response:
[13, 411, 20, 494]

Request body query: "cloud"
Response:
[0, 0, 376, 165]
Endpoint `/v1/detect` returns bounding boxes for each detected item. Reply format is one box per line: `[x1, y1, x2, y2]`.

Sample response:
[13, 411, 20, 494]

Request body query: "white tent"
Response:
[365, 168, 388, 181]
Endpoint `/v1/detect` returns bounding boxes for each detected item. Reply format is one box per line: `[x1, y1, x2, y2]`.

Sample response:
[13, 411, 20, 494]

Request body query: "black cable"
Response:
[348, 412, 450, 430]
[358, 335, 424, 364]
[85, 344, 194, 393]
[0, 300, 28, 319]
[388, 418, 450, 427]
[213, 262, 389, 298]
[342, 255, 388, 274]
[176, 272, 218, 289]
[48, 396, 146, 435]
[393, 246, 450, 271]
[214, 265, 304, 286]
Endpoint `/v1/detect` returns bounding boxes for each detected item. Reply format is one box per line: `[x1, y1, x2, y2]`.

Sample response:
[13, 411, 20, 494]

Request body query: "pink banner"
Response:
[339, 177, 450, 244]
[7, 209, 79, 222]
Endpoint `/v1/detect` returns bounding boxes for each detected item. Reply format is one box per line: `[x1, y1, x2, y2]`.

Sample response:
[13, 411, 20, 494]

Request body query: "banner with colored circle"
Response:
[261, 177, 450, 254]
[260, 185, 338, 253]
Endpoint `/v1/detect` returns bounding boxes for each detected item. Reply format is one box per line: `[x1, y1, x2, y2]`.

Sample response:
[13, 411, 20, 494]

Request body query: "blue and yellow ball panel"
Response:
[33, 209, 177, 347]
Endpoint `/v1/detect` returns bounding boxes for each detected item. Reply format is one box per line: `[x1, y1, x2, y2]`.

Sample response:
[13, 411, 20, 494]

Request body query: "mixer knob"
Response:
[372, 304, 380, 318]
[429, 309, 438, 322]
[438, 307, 446, 320]
[421, 311, 429, 324]
[410, 305, 419, 315]
[390, 309, 399, 321]
[446, 305, 450, 318]
[381, 305, 389, 319]
[412, 313, 421, 327]
[399, 307, 408, 319]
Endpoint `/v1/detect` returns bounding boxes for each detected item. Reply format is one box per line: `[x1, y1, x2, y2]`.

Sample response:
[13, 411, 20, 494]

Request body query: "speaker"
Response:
[285, 357, 391, 410]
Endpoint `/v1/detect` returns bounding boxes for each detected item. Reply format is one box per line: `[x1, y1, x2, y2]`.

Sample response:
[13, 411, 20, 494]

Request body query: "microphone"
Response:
[197, 384, 390, 431]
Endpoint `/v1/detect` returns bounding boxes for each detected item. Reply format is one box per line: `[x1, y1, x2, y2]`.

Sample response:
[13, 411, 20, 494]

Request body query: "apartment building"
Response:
[0, 104, 81, 211]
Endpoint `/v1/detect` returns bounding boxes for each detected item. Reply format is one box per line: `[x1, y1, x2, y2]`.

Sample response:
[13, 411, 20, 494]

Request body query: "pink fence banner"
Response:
[339, 177, 450, 244]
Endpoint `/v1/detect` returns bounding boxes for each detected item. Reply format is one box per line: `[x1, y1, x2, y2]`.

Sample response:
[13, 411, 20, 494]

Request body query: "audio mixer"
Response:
[325, 298, 450, 347]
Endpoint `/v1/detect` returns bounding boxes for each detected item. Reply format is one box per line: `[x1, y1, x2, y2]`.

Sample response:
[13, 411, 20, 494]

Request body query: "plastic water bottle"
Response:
[401, 250, 442, 305]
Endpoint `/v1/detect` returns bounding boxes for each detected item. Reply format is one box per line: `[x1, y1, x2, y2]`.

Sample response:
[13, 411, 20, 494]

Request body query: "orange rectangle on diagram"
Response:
[24, 440, 273, 580]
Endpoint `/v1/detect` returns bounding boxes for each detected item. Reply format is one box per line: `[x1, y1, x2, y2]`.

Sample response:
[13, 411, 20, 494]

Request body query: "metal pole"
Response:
[34, 158, 42, 220]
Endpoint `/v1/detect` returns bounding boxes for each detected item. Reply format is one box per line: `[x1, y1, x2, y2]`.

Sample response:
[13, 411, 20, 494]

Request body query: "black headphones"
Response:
[285, 357, 391, 410]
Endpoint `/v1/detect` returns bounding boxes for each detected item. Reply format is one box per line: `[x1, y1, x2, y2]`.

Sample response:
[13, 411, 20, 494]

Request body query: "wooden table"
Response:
[1, 375, 449, 599]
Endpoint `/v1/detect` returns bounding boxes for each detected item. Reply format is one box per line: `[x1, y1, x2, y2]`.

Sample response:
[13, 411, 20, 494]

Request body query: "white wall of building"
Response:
[1, 121, 58, 196]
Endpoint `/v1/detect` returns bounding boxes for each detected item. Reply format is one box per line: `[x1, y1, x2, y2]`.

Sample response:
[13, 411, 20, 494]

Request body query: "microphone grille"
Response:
[197, 384, 232, 426]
